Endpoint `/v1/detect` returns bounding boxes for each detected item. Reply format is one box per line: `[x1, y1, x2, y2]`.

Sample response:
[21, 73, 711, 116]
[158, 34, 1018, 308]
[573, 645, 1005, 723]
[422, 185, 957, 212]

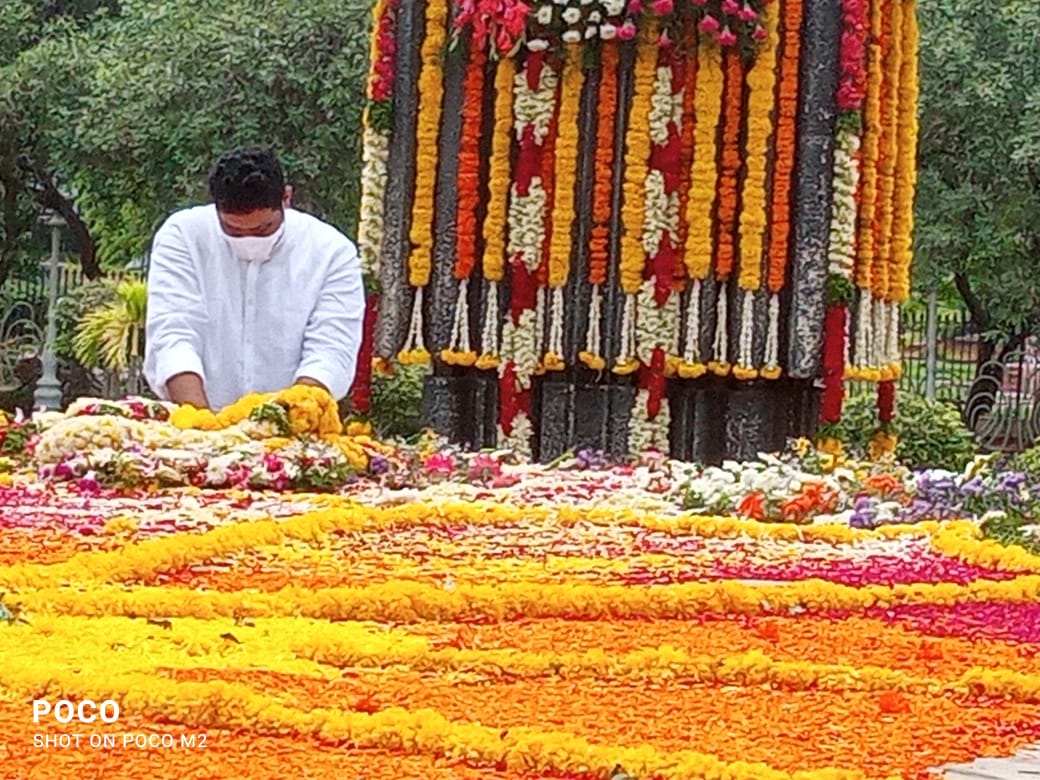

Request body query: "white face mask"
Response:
[224, 223, 284, 263]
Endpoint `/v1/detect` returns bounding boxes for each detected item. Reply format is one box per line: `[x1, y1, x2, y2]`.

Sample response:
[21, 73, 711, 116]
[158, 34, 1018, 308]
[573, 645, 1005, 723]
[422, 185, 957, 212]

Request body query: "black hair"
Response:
[208, 147, 285, 213]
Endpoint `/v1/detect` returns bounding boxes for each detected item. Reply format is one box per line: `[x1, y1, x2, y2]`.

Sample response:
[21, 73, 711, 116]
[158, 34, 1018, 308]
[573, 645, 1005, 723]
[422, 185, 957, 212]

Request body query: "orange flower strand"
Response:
[872, 0, 901, 301]
[481, 56, 517, 283]
[455, 45, 488, 280]
[855, 0, 886, 292]
[588, 43, 619, 287]
[765, 0, 803, 293]
[713, 49, 744, 282]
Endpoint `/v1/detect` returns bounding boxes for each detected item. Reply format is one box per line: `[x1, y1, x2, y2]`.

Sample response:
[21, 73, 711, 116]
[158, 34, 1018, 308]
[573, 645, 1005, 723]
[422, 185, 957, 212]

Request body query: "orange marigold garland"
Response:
[399, 0, 449, 365]
[761, 0, 803, 380]
[581, 42, 620, 373]
[889, 0, 919, 307]
[477, 55, 518, 371]
[873, 0, 902, 382]
[544, 46, 585, 373]
[442, 44, 488, 368]
[708, 48, 745, 377]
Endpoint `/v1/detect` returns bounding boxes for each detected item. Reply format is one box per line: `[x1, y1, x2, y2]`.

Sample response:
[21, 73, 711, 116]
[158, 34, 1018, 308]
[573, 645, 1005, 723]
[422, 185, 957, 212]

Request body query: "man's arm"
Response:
[143, 218, 211, 408]
[294, 242, 365, 399]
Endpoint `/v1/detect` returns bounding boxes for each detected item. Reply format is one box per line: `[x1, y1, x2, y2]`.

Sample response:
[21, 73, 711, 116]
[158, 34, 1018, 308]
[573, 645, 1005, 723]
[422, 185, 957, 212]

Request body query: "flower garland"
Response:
[357, 0, 400, 279]
[850, 0, 885, 380]
[544, 45, 585, 373]
[399, 0, 450, 365]
[615, 24, 659, 377]
[708, 48, 744, 377]
[734, 0, 779, 380]
[821, 0, 869, 426]
[477, 55, 518, 370]
[889, 0, 918, 306]
[580, 42, 620, 372]
[678, 42, 723, 380]
[760, 0, 803, 380]
[499, 51, 559, 456]
[873, 0, 903, 382]
[630, 38, 684, 452]
[443, 44, 489, 368]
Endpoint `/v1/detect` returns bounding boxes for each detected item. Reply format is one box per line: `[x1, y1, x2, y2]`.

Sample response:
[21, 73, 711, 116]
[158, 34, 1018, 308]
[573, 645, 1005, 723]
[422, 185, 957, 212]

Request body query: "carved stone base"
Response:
[421, 374, 499, 450]
[423, 374, 820, 464]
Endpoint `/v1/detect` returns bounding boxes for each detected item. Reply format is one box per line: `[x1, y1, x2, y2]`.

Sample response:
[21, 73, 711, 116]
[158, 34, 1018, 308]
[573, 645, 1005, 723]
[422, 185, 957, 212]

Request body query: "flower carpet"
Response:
[2, 395, 1040, 778]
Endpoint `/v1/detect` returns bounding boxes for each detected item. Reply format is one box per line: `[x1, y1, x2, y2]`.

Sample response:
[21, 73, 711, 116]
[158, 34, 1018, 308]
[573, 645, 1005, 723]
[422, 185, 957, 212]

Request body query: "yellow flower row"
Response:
[406, 0, 448, 287]
[0, 664, 890, 780]
[17, 572, 1040, 623]
[684, 46, 724, 281]
[889, 0, 919, 303]
[481, 56, 517, 284]
[620, 27, 659, 295]
[547, 47, 584, 289]
[737, 1, 780, 293]
[873, 0, 904, 302]
[14, 615, 1040, 707]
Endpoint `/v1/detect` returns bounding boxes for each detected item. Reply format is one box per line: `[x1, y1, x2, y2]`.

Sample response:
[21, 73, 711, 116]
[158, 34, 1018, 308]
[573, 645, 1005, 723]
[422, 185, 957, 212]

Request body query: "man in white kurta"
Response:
[143, 147, 364, 411]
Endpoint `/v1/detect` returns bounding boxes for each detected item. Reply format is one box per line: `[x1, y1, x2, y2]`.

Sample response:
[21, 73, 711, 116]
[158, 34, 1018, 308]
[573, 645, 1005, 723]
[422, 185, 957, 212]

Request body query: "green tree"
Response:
[915, 0, 1040, 361]
[0, 0, 371, 282]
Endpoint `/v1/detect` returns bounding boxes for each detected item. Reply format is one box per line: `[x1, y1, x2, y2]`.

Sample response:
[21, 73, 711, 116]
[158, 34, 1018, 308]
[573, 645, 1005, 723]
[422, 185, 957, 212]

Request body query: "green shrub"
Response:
[367, 362, 426, 440]
[833, 391, 977, 471]
[1010, 444, 1040, 480]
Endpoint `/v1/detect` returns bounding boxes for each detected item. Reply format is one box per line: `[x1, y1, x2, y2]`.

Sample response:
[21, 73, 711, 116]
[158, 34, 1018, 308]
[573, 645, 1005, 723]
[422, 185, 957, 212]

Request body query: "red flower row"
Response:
[837, 0, 868, 111]
[371, 0, 400, 102]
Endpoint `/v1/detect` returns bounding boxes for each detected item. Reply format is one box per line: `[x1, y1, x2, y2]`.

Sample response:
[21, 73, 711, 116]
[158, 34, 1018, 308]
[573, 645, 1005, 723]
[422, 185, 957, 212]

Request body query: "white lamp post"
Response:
[33, 213, 65, 411]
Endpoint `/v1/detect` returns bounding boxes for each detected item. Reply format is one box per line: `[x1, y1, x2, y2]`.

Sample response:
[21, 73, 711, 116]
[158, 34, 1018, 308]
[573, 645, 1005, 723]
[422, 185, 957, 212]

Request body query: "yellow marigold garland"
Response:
[733, 1, 781, 380]
[889, 0, 919, 304]
[684, 44, 724, 282]
[854, 2, 884, 295]
[544, 46, 584, 372]
[873, 0, 903, 305]
[616, 26, 660, 376]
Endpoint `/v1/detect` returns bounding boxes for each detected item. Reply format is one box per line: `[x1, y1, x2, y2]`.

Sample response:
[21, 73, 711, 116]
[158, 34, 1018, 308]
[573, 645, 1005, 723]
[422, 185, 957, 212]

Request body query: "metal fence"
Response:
[3, 265, 142, 304]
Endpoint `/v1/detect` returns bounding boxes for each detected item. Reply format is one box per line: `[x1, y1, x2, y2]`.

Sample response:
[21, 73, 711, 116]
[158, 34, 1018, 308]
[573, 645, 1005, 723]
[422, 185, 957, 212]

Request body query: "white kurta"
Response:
[143, 204, 365, 411]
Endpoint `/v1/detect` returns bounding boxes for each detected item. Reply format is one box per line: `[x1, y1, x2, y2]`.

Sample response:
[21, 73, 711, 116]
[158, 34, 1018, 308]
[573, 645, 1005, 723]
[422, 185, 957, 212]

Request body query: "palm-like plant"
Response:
[72, 279, 147, 373]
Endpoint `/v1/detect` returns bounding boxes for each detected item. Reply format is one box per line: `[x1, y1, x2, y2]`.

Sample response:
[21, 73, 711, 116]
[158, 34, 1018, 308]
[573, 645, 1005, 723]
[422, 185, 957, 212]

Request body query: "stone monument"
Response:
[357, 0, 919, 462]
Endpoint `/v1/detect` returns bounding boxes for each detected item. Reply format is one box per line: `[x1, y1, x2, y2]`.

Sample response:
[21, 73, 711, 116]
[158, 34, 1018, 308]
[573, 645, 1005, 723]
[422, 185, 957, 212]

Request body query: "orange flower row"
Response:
[588, 44, 619, 288]
[713, 49, 744, 282]
[481, 57, 516, 284]
[765, 0, 803, 293]
[455, 45, 487, 280]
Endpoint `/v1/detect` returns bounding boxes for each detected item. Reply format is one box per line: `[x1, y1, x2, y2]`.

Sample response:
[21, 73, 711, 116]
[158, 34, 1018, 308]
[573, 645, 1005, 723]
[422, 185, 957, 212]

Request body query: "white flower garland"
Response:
[827, 124, 861, 282]
[357, 130, 390, 277]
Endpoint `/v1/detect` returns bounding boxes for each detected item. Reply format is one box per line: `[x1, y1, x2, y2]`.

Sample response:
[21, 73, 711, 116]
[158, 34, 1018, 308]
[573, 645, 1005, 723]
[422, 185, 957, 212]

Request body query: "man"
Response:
[143, 147, 365, 411]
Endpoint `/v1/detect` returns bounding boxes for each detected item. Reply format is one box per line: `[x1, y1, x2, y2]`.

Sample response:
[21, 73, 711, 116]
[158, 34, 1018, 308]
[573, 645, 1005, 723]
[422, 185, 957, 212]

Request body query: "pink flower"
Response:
[651, 0, 674, 14]
[739, 3, 758, 21]
[425, 453, 456, 476]
[698, 14, 720, 32]
[752, 23, 767, 40]
[717, 25, 738, 45]
[617, 20, 638, 39]
[721, 0, 740, 15]
[467, 453, 503, 482]
[627, 0, 643, 14]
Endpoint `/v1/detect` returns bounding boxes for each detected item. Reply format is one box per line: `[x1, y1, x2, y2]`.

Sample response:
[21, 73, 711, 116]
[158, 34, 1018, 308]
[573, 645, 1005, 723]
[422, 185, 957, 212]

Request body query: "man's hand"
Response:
[166, 372, 210, 409]
[294, 376, 331, 395]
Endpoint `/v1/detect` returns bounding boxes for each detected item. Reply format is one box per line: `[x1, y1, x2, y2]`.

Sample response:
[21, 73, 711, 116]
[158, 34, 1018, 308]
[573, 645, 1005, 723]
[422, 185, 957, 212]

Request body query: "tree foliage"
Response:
[0, 0, 371, 283]
[915, 0, 1040, 346]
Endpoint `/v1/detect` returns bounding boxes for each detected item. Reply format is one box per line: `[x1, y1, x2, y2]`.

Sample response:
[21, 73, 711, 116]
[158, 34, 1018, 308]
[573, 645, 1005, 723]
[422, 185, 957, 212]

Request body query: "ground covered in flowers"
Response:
[2, 397, 1040, 779]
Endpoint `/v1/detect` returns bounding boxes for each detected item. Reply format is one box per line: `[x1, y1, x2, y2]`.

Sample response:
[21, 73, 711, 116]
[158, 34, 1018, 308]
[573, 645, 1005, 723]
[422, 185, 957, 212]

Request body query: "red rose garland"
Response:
[820, 303, 847, 425]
